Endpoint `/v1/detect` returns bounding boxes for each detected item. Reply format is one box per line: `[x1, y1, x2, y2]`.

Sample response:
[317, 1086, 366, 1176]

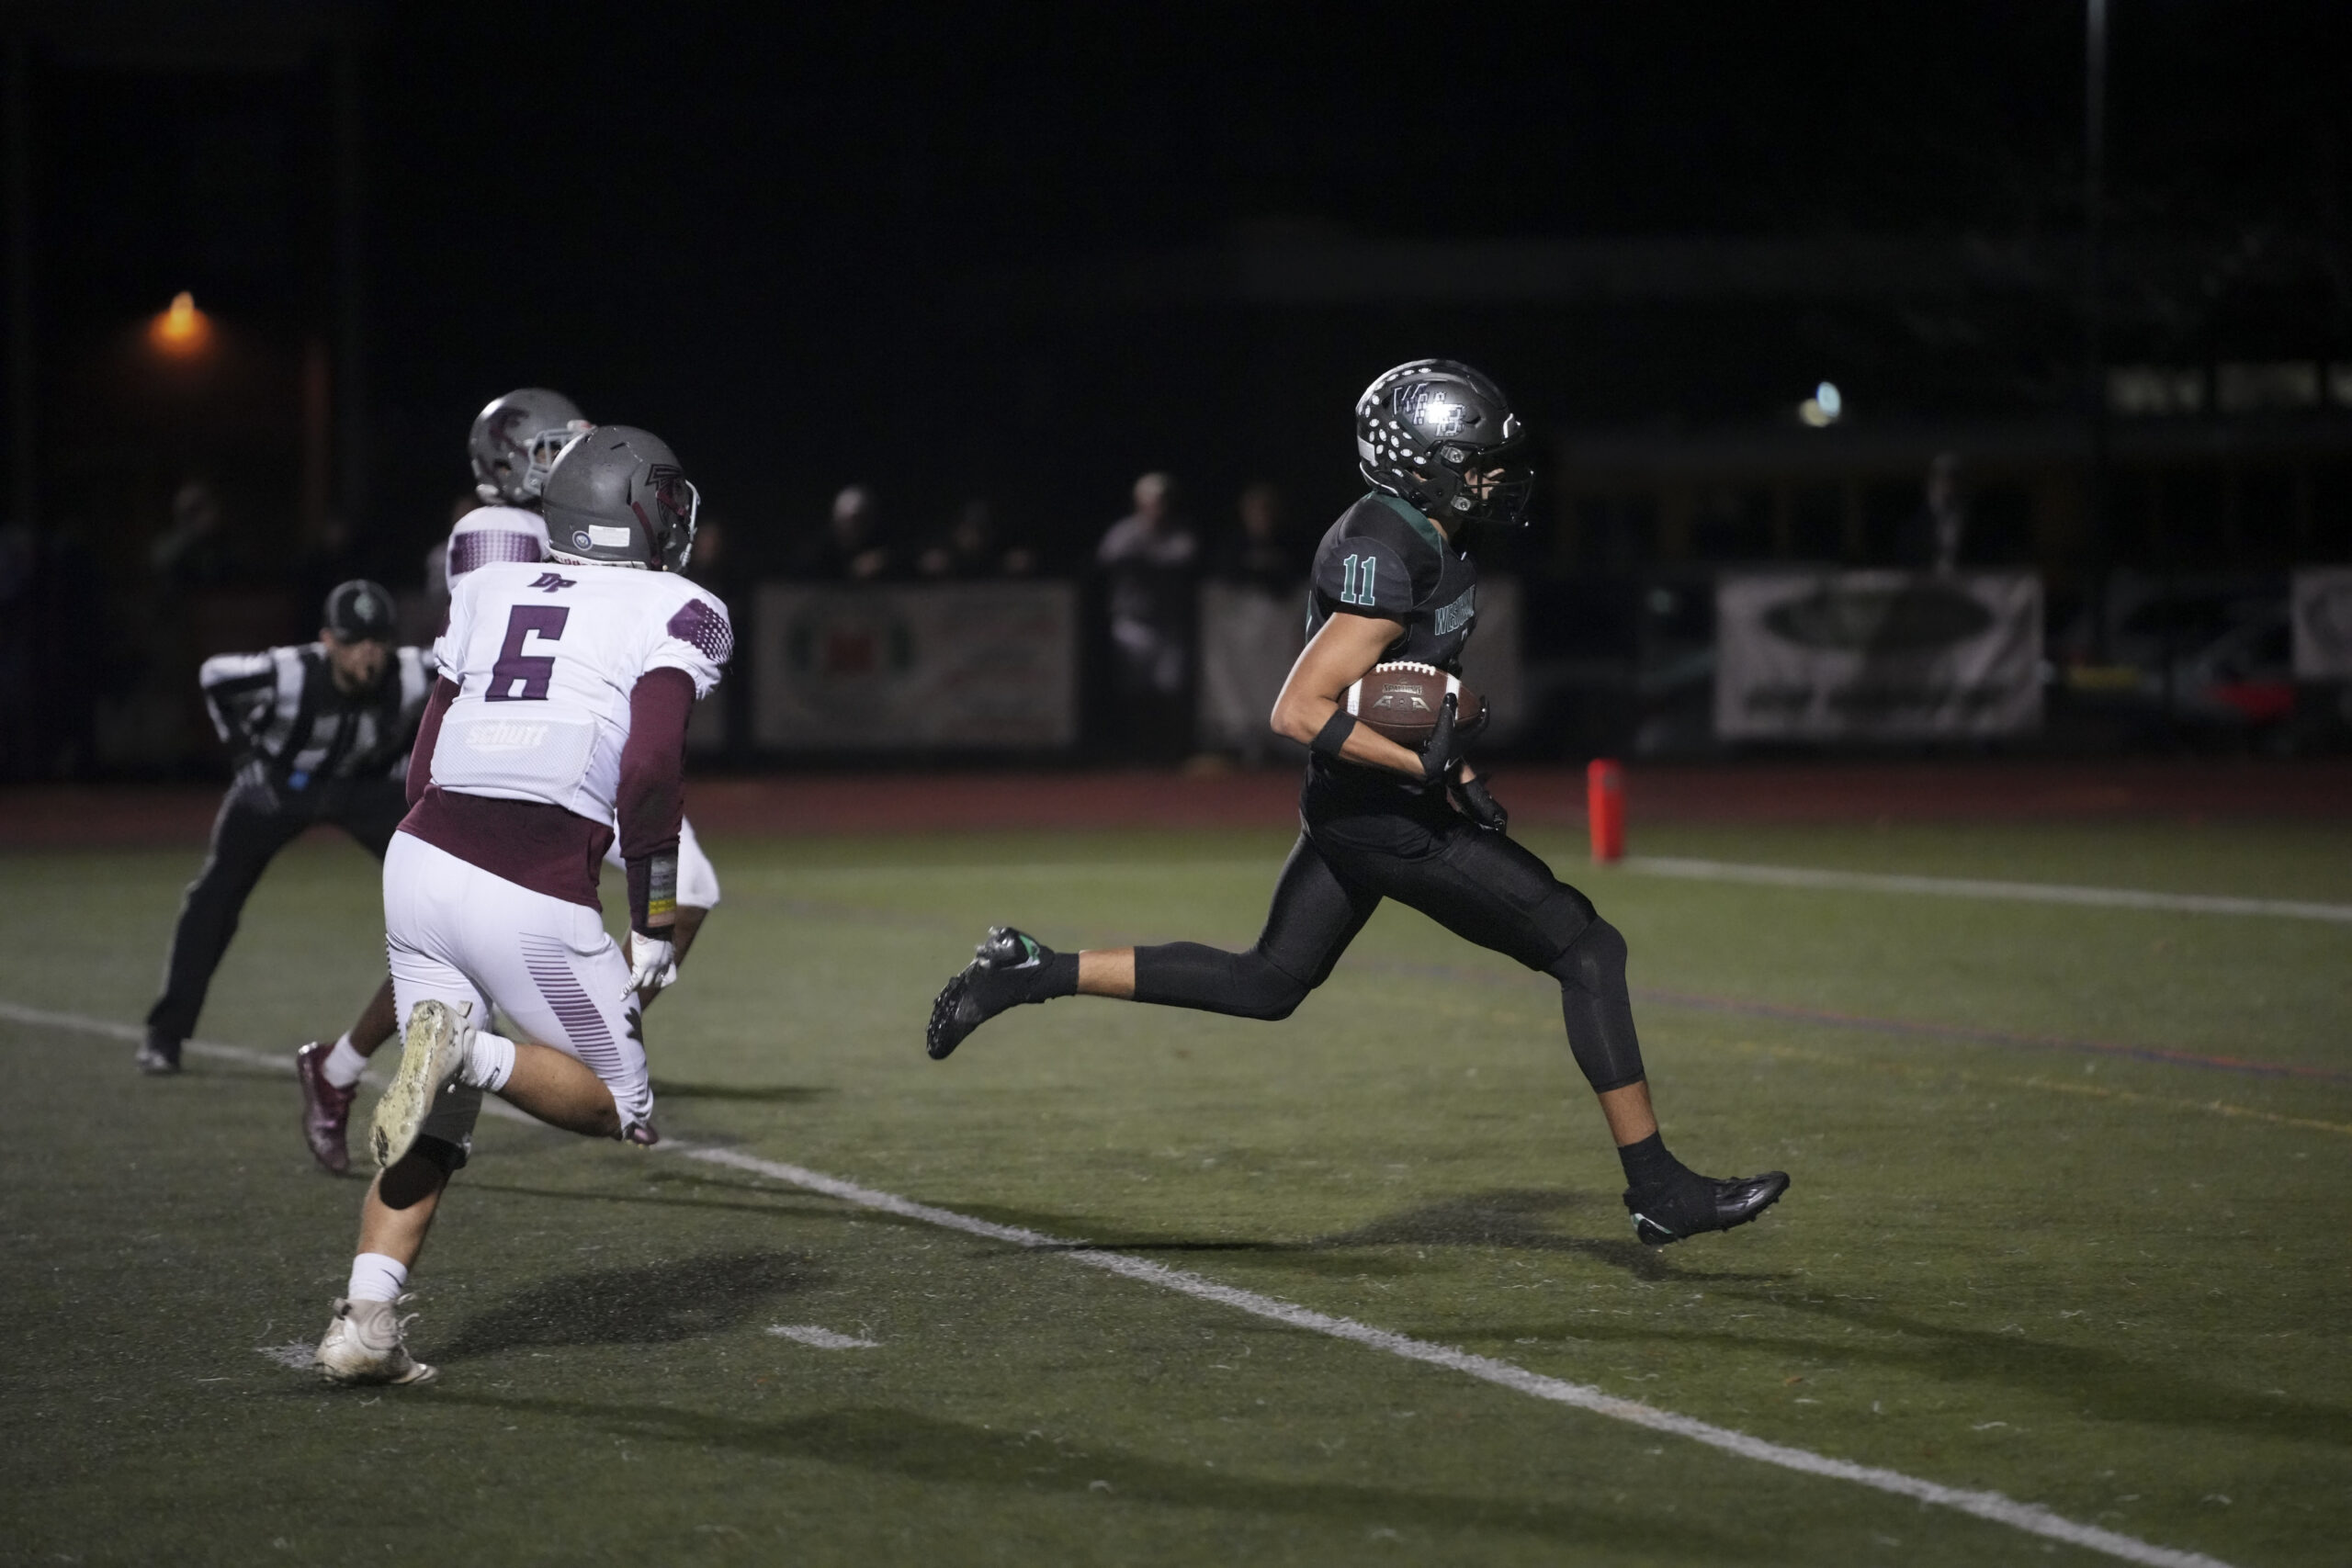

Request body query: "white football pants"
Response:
[383, 830, 654, 1151]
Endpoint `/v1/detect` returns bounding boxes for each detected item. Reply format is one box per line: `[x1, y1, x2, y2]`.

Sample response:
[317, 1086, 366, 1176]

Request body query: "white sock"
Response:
[346, 1252, 408, 1303]
[459, 1029, 516, 1093]
[322, 1032, 368, 1089]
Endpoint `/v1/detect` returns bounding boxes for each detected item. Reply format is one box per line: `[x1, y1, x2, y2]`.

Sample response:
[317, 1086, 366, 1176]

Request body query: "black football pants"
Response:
[1130, 781, 1650, 1093]
[145, 780, 410, 1044]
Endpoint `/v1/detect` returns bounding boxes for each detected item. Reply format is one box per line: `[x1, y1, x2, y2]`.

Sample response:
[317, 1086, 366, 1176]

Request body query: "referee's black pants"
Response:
[1126, 772, 1651, 1094]
[145, 779, 410, 1045]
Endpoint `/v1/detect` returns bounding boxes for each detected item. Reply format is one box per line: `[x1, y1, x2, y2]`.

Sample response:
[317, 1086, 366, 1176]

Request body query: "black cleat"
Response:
[1625, 1169, 1790, 1247]
[926, 926, 1056, 1060]
[135, 1029, 182, 1076]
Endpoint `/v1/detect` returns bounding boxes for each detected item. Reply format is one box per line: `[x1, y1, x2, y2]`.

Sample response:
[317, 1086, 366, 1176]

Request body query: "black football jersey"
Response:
[1302, 492, 1480, 795]
[1306, 492, 1480, 671]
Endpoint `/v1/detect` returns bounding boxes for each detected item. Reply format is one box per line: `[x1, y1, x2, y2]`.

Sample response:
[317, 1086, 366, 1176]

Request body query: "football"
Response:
[1345, 661, 1483, 748]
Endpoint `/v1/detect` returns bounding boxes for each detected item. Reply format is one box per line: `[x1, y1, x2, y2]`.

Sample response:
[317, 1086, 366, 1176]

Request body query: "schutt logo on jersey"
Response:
[462, 719, 550, 753]
[528, 572, 576, 593]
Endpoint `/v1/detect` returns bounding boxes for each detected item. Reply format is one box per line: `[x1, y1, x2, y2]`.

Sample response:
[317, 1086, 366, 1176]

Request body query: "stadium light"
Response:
[149, 291, 212, 356]
[1799, 380, 1842, 428]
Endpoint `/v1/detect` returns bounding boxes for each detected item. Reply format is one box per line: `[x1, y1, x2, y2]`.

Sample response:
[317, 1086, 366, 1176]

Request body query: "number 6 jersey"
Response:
[429, 560, 731, 824]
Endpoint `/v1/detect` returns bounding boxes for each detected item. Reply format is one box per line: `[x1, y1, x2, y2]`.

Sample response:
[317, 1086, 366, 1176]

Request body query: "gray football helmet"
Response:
[540, 425, 699, 571]
[469, 388, 592, 506]
[1355, 359, 1533, 527]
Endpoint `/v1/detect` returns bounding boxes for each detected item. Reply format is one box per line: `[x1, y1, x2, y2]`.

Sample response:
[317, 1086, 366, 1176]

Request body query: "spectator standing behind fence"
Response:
[793, 484, 897, 581]
[917, 499, 1037, 580]
[1098, 472, 1199, 762]
[1199, 482, 1306, 765]
[1894, 452, 1970, 574]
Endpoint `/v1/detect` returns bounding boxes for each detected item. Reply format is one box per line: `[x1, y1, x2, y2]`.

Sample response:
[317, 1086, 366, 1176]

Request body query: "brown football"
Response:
[1346, 661, 1484, 748]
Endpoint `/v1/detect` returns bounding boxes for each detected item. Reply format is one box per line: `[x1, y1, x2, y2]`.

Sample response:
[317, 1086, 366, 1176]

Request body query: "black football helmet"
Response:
[469, 388, 592, 507]
[540, 425, 699, 571]
[1355, 359, 1533, 527]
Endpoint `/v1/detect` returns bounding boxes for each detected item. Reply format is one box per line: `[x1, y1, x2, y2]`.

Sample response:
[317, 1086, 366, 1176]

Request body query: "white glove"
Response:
[623, 931, 679, 999]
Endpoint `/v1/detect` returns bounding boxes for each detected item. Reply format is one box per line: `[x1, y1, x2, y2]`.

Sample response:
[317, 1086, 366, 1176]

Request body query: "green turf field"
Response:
[3, 817, 2348, 1566]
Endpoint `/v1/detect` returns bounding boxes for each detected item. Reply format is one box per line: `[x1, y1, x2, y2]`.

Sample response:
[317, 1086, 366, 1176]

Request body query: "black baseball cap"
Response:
[323, 580, 396, 642]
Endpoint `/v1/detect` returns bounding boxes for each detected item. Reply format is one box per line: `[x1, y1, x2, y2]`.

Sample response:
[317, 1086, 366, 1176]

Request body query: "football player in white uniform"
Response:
[295, 392, 723, 1174]
[313, 427, 731, 1385]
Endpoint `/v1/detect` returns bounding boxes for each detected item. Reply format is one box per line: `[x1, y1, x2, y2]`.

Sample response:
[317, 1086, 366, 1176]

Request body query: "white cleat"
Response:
[370, 999, 470, 1170]
[313, 1296, 435, 1386]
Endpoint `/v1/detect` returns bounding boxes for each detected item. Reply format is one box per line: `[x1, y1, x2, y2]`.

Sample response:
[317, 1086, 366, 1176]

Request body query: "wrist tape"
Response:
[1310, 709, 1357, 758]
[628, 850, 679, 937]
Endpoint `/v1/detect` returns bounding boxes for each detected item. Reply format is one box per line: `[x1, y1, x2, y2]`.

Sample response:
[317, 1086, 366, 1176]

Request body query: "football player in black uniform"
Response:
[927, 360, 1787, 1247]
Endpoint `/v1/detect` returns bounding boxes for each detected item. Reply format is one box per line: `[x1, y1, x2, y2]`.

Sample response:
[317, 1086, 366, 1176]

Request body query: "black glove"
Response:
[1451, 772, 1509, 833]
[1418, 694, 1464, 781]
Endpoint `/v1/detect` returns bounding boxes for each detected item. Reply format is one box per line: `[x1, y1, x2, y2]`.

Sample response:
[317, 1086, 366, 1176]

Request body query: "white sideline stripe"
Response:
[680, 1144, 2234, 1568]
[767, 1324, 880, 1349]
[1623, 854, 2352, 924]
[11, 999, 2232, 1568]
[0, 1001, 539, 1125]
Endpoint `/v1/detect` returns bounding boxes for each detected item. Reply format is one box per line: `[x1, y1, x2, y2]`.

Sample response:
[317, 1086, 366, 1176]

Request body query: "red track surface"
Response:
[6, 760, 2348, 850]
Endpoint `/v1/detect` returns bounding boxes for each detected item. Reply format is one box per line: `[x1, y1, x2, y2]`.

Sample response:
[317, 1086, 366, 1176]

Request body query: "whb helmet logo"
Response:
[1400, 385, 1465, 436]
[571, 531, 593, 550]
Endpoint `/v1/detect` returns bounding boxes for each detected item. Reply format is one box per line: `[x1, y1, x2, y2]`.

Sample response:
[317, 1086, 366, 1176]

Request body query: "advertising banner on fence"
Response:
[752, 581, 1078, 749]
[1193, 577, 1525, 754]
[1714, 570, 2042, 739]
[2291, 567, 2352, 680]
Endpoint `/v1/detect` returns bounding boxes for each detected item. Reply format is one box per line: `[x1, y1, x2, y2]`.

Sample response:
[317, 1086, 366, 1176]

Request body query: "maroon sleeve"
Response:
[406, 678, 458, 808]
[617, 665, 694, 855]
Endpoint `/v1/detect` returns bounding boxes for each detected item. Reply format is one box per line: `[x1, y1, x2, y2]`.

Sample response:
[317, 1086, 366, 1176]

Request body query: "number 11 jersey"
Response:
[429, 561, 732, 826]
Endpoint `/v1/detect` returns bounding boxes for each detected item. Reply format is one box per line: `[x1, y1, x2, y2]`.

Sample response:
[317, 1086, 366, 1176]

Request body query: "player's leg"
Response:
[294, 976, 396, 1173]
[1317, 809, 1788, 1247]
[295, 784, 421, 1166]
[445, 860, 655, 1141]
[316, 908, 481, 1385]
[141, 793, 306, 1073]
[926, 831, 1380, 1056]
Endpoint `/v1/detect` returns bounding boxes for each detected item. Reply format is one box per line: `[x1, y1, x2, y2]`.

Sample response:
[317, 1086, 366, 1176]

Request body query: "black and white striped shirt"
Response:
[200, 644, 437, 800]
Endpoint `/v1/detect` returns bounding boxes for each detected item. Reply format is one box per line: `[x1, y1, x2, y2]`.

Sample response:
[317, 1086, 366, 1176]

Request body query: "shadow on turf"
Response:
[427, 1395, 1757, 1555]
[458, 1172, 974, 1238]
[649, 1079, 831, 1104]
[956, 1190, 1792, 1285]
[435, 1249, 813, 1363]
[1431, 1286, 2352, 1449]
[1690, 1287, 2352, 1449]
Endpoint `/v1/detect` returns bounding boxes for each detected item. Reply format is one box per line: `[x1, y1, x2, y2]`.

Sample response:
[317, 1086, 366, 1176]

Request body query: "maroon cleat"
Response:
[295, 1040, 358, 1175]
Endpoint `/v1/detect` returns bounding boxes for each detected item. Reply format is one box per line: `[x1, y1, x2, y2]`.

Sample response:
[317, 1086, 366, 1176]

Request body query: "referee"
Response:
[138, 581, 435, 1074]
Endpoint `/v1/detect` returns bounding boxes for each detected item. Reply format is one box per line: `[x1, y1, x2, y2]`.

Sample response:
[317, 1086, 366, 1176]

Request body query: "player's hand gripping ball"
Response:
[1344, 661, 1485, 748]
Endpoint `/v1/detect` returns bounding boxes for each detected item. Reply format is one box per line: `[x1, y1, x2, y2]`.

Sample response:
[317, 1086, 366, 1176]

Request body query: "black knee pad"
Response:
[1224, 949, 1312, 1021]
[1545, 918, 1646, 1094]
[1548, 917, 1628, 998]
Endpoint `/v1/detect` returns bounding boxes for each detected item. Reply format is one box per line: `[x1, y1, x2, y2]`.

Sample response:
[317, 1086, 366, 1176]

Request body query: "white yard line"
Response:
[10, 998, 2233, 1568]
[1623, 854, 2352, 924]
[766, 1324, 880, 1349]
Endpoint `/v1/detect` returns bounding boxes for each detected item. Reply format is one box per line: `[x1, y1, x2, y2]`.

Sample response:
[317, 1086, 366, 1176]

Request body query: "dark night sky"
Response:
[26, 0, 2352, 573]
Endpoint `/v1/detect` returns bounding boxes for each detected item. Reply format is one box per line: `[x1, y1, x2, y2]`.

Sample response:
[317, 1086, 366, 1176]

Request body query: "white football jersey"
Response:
[430, 560, 730, 822]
